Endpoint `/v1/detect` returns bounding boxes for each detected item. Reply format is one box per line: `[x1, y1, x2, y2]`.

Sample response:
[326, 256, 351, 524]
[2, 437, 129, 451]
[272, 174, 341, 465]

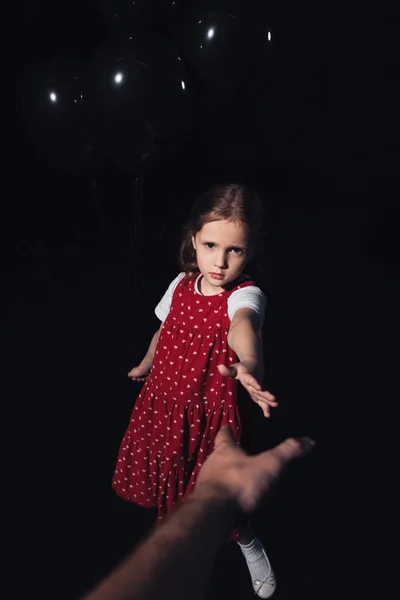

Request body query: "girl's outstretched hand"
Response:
[128, 364, 150, 382]
[217, 363, 278, 418]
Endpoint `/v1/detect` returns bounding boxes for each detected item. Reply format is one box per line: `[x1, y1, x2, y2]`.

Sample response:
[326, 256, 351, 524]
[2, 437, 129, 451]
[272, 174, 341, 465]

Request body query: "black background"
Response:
[8, 1, 400, 598]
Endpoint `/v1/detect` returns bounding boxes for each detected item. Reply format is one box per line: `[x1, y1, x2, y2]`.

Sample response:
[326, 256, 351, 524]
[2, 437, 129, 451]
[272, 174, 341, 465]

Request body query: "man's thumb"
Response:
[214, 426, 236, 449]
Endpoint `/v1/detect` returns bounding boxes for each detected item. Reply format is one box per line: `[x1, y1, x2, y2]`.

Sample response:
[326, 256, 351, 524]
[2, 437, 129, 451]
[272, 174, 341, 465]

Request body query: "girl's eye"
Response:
[202, 243, 244, 253]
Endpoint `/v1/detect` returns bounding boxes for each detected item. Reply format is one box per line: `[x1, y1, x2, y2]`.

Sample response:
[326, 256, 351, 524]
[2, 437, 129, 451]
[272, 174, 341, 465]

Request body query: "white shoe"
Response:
[252, 548, 276, 598]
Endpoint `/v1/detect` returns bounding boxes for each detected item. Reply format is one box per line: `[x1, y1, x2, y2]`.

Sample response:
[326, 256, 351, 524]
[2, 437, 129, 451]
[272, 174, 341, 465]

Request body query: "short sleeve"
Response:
[227, 286, 267, 332]
[154, 273, 186, 322]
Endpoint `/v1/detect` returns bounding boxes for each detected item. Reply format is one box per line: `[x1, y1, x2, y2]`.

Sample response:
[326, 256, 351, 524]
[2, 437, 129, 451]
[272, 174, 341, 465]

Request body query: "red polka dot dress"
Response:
[112, 274, 258, 520]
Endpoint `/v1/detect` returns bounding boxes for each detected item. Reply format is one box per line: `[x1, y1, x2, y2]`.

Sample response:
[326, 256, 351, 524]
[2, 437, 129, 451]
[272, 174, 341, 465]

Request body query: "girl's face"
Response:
[192, 219, 251, 295]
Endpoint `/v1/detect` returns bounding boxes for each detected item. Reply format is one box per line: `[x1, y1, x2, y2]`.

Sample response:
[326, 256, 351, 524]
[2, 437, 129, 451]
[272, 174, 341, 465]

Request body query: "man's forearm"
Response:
[83, 487, 237, 600]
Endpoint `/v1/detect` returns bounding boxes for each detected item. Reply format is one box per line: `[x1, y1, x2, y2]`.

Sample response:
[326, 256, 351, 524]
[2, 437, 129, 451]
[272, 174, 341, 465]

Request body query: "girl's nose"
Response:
[214, 253, 228, 269]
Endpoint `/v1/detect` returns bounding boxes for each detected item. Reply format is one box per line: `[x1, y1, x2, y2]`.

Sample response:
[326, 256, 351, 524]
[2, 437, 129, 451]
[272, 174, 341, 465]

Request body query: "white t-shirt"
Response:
[155, 273, 266, 333]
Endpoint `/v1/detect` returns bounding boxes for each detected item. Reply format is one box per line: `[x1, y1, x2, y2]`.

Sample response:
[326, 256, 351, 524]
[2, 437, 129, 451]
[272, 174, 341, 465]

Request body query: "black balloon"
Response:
[175, 0, 272, 104]
[97, 0, 182, 29]
[86, 33, 191, 173]
[19, 56, 90, 172]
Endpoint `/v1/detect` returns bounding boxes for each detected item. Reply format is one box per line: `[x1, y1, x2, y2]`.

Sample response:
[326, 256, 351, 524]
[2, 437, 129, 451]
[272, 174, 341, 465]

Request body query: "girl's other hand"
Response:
[127, 364, 150, 382]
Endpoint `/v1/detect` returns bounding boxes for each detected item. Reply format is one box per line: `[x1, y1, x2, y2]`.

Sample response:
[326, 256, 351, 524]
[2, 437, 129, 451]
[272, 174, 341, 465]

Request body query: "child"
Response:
[112, 183, 278, 598]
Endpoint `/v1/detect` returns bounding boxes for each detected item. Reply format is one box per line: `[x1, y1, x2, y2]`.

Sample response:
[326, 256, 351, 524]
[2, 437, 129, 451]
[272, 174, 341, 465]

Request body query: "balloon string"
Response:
[131, 174, 144, 321]
[91, 179, 106, 220]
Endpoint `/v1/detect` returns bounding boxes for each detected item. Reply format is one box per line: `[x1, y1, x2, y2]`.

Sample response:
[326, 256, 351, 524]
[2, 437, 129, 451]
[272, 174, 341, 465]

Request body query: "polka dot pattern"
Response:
[112, 275, 257, 521]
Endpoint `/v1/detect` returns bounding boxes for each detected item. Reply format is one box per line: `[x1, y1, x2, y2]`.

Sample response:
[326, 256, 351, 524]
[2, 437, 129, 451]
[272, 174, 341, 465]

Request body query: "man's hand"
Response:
[217, 362, 278, 418]
[196, 427, 314, 513]
[82, 427, 314, 600]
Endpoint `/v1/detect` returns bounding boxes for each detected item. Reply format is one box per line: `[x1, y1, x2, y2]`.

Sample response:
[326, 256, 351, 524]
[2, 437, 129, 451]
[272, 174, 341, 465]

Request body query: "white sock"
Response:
[238, 537, 272, 583]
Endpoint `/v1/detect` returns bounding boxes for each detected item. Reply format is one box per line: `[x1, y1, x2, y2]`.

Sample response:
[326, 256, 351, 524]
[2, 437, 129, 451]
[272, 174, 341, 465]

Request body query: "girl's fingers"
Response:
[265, 397, 278, 406]
[242, 377, 276, 400]
[260, 397, 278, 407]
[252, 391, 278, 408]
[254, 390, 277, 403]
[242, 375, 261, 391]
[257, 400, 270, 417]
[244, 384, 277, 404]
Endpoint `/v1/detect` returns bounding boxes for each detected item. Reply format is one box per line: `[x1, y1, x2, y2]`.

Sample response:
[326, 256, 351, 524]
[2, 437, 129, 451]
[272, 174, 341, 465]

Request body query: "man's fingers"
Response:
[266, 437, 315, 472]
